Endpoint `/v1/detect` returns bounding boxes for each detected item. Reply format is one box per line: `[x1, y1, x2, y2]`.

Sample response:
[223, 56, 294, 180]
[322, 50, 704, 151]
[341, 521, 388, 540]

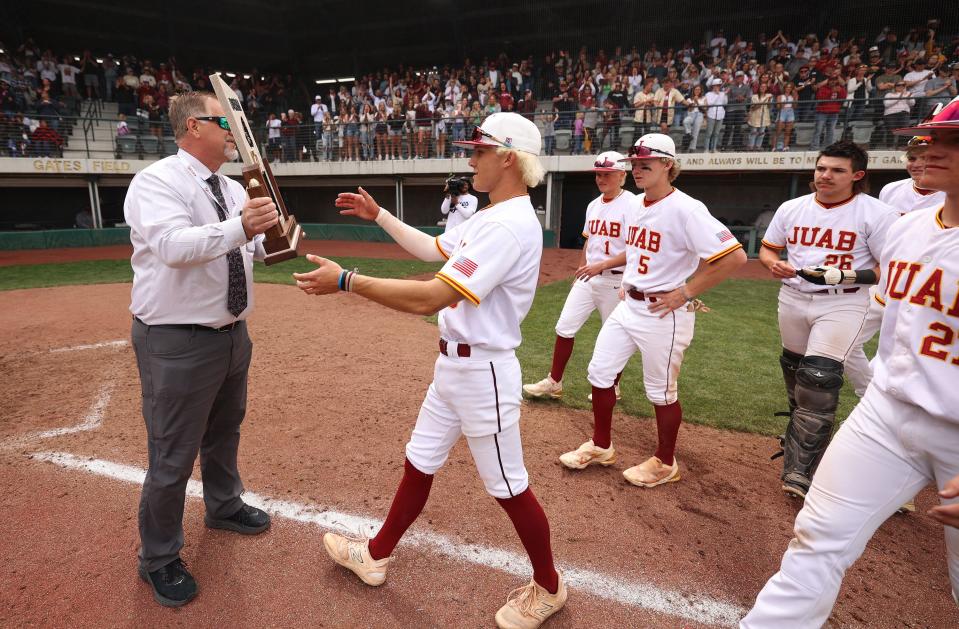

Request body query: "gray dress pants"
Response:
[131, 318, 252, 572]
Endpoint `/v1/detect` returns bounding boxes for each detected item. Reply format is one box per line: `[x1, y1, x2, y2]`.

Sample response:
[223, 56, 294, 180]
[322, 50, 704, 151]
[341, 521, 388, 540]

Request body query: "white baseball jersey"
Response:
[582, 190, 634, 269]
[622, 188, 743, 293]
[873, 207, 959, 422]
[441, 193, 478, 232]
[761, 193, 899, 293]
[433, 195, 542, 351]
[878, 178, 946, 215]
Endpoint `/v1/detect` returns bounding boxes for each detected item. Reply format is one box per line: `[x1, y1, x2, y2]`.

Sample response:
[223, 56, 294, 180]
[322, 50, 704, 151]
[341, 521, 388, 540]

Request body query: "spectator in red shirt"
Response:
[30, 119, 63, 157]
[498, 82, 514, 111]
[811, 76, 847, 150]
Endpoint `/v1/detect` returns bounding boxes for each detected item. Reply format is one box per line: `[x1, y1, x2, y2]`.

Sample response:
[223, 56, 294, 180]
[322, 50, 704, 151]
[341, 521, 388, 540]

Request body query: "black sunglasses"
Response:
[195, 115, 230, 131]
[628, 144, 673, 158]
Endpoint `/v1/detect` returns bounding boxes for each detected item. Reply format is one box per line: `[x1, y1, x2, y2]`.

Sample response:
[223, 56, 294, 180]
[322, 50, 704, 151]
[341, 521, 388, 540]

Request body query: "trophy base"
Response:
[263, 217, 304, 267]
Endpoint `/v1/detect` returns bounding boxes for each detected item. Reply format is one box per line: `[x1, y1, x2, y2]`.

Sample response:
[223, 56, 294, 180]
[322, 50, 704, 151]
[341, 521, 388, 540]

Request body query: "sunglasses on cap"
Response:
[195, 115, 231, 131]
[627, 144, 673, 159]
[468, 125, 512, 148]
[594, 157, 619, 169]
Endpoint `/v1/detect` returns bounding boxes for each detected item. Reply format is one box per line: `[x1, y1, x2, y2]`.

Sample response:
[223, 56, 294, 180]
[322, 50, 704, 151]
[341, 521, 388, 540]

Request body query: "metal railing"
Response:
[0, 95, 940, 160]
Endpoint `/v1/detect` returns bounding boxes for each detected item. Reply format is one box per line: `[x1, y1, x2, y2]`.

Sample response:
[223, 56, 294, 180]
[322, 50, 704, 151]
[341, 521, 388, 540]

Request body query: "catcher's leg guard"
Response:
[781, 355, 843, 497]
[779, 348, 803, 414]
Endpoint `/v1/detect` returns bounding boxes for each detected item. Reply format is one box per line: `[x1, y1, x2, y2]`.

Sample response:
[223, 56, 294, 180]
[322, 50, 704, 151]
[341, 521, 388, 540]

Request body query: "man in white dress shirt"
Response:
[124, 91, 279, 608]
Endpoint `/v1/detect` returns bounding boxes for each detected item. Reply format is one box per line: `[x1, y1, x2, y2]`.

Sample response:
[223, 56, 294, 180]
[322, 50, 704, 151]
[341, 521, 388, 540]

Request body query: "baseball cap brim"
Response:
[451, 139, 502, 149]
[592, 166, 625, 171]
[894, 98, 959, 135]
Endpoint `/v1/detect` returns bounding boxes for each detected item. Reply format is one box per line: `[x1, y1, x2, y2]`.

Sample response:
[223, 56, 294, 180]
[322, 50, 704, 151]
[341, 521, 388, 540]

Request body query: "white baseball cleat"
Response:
[559, 440, 617, 469]
[587, 383, 621, 402]
[523, 375, 563, 399]
[623, 456, 681, 487]
[495, 573, 568, 629]
[323, 532, 391, 586]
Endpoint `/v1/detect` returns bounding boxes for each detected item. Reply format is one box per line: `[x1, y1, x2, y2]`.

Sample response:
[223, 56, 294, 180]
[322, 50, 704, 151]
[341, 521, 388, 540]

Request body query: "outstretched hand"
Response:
[292, 254, 344, 296]
[335, 186, 381, 222]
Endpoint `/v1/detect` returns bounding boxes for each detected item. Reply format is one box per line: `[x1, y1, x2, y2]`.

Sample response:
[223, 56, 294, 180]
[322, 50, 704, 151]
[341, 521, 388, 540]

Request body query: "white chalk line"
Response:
[32, 451, 744, 627]
[1, 381, 114, 450]
[48, 339, 129, 353]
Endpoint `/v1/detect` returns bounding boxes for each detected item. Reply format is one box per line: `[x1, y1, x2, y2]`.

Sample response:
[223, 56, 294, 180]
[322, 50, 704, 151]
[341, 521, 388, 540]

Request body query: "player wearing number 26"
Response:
[743, 96, 959, 628]
[759, 140, 898, 499]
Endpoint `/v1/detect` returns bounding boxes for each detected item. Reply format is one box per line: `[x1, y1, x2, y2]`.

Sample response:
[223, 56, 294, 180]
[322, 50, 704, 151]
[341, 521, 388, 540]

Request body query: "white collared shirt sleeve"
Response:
[125, 169, 249, 269]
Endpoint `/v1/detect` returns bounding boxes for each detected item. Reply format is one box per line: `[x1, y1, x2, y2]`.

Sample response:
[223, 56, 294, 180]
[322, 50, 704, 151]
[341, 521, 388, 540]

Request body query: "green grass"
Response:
[0, 257, 442, 291]
[517, 278, 876, 436]
[1, 258, 875, 436]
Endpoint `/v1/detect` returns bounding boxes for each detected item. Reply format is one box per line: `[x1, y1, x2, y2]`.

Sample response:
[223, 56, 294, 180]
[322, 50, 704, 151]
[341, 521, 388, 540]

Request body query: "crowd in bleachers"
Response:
[1, 18, 956, 160]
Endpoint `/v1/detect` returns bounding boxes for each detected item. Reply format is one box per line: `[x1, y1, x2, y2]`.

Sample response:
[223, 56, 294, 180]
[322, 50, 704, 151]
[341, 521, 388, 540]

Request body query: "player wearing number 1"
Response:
[523, 151, 633, 401]
[759, 140, 899, 499]
[742, 95, 959, 629]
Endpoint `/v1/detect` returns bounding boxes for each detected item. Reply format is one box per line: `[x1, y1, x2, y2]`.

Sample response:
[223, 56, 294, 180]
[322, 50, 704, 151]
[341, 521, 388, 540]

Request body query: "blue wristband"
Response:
[338, 269, 348, 291]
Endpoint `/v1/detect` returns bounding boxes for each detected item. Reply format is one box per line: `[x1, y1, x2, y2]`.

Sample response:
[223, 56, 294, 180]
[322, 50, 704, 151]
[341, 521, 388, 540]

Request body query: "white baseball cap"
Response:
[620, 133, 677, 161]
[452, 112, 542, 155]
[709, 77, 723, 87]
[591, 150, 629, 171]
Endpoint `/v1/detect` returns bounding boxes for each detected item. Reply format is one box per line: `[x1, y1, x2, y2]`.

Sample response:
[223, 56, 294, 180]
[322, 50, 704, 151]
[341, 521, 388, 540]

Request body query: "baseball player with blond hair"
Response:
[742, 96, 959, 629]
[759, 140, 899, 500]
[558, 134, 746, 487]
[293, 112, 566, 629]
[524, 150, 633, 401]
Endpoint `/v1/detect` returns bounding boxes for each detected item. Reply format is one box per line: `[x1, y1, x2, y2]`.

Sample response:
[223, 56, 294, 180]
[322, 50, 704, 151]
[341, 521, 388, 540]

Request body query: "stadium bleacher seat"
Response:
[618, 125, 635, 149]
[554, 130, 571, 152]
[162, 137, 178, 155]
[139, 136, 160, 154]
[849, 121, 875, 145]
[116, 135, 138, 157]
[792, 122, 815, 150]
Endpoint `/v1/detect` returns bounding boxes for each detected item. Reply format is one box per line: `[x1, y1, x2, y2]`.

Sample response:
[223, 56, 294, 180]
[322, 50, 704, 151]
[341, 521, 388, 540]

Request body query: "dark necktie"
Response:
[206, 174, 248, 317]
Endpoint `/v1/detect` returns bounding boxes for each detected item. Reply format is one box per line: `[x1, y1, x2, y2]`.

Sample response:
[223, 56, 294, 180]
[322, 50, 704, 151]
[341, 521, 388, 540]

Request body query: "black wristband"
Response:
[854, 269, 878, 285]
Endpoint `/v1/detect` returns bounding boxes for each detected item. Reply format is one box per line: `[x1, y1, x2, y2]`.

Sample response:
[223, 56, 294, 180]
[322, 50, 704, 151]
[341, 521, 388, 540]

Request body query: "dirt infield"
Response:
[1, 280, 954, 628]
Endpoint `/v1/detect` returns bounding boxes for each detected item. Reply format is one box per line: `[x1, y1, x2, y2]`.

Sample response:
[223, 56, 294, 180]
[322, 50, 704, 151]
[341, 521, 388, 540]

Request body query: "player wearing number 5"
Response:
[558, 134, 746, 488]
[759, 140, 898, 499]
[523, 151, 633, 401]
[742, 96, 959, 629]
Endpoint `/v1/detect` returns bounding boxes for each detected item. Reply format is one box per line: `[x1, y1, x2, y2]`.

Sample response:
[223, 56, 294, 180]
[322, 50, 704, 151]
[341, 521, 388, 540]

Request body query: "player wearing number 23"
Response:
[743, 95, 959, 629]
[759, 140, 898, 499]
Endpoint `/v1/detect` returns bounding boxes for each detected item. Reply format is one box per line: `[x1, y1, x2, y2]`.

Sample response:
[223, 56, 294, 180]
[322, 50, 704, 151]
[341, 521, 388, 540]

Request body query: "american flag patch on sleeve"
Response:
[716, 230, 735, 243]
[452, 256, 479, 277]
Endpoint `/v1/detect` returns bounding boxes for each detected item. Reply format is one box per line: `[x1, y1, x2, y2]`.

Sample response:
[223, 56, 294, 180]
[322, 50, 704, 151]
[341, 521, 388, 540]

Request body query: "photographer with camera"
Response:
[440, 176, 477, 232]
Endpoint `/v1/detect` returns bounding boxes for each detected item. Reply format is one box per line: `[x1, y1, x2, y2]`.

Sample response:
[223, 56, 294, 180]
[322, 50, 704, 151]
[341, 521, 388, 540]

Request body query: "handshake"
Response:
[796, 265, 858, 286]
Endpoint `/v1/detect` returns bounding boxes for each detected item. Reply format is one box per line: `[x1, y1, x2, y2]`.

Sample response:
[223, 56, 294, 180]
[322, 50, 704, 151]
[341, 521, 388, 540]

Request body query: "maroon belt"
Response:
[627, 289, 658, 302]
[439, 339, 471, 357]
[811, 287, 861, 295]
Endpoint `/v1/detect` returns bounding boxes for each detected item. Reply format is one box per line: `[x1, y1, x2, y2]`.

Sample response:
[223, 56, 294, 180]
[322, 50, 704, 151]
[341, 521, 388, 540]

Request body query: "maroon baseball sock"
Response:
[591, 385, 616, 449]
[368, 458, 433, 560]
[549, 335, 575, 382]
[653, 401, 683, 466]
[496, 487, 559, 594]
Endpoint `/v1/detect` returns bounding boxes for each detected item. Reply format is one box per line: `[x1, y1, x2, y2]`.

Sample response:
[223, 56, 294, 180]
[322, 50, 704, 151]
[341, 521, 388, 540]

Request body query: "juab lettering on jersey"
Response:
[884, 259, 959, 366]
[885, 260, 959, 316]
[785, 226, 857, 251]
[587, 219, 621, 238]
[625, 226, 661, 252]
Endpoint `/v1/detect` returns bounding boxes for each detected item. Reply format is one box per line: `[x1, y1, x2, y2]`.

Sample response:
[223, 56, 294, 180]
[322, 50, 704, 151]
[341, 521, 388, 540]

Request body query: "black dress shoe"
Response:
[138, 558, 198, 607]
[204, 503, 271, 535]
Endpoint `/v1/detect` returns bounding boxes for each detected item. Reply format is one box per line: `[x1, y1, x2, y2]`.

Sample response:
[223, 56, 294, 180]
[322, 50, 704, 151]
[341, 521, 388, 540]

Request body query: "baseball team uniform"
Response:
[761, 191, 898, 496]
[524, 151, 633, 400]
[743, 205, 959, 627]
[566, 186, 743, 483]
[410, 194, 543, 496]
[844, 179, 946, 395]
